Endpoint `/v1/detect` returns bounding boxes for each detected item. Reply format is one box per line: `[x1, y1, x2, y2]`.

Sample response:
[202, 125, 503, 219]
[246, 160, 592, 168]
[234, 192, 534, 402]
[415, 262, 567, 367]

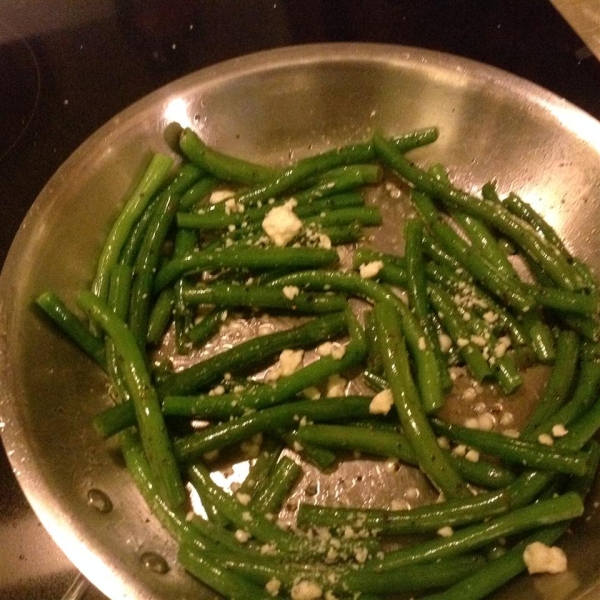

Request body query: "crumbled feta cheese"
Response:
[464, 418, 479, 430]
[266, 578, 282, 596]
[417, 336, 427, 351]
[457, 337, 469, 348]
[502, 428, 520, 439]
[552, 424, 568, 438]
[262, 202, 303, 246]
[523, 542, 567, 574]
[405, 487, 420, 501]
[354, 546, 369, 564]
[500, 412, 514, 426]
[242, 511, 253, 522]
[465, 449, 480, 463]
[477, 413, 495, 431]
[437, 436, 450, 450]
[462, 387, 477, 401]
[326, 374, 347, 397]
[439, 333, 453, 353]
[235, 529, 251, 543]
[318, 233, 332, 249]
[452, 444, 467, 457]
[291, 580, 323, 600]
[369, 389, 393, 415]
[303, 387, 321, 400]
[283, 285, 300, 300]
[483, 311, 498, 324]
[279, 349, 304, 377]
[437, 526, 454, 537]
[538, 433, 554, 446]
[236, 492, 251, 506]
[359, 261, 384, 279]
[391, 498, 409, 510]
[209, 189, 235, 204]
[471, 335, 487, 347]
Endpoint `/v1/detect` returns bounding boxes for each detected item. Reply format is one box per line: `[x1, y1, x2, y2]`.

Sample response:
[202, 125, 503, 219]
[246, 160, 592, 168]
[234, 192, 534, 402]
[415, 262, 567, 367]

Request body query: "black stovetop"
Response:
[1, 1, 599, 598]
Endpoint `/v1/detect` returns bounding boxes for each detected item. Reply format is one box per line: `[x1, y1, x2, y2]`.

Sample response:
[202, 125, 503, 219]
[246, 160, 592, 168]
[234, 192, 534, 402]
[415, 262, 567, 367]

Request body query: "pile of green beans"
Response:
[34, 124, 600, 600]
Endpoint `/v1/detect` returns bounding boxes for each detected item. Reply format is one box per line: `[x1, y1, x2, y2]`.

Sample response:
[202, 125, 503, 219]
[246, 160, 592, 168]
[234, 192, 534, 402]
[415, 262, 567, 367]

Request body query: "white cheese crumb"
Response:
[503, 428, 520, 439]
[266, 578, 282, 596]
[359, 260, 384, 279]
[318, 233, 332, 249]
[462, 387, 477, 402]
[262, 202, 303, 246]
[439, 333, 453, 353]
[500, 412, 514, 426]
[464, 418, 479, 430]
[465, 449, 480, 463]
[278, 349, 304, 377]
[552, 424, 568, 438]
[405, 487, 420, 501]
[369, 389, 393, 415]
[291, 579, 323, 600]
[303, 387, 321, 400]
[483, 311, 498, 324]
[437, 436, 450, 450]
[523, 541, 567, 574]
[242, 511, 253, 522]
[261, 542, 277, 555]
[209, 189, 235, 204]
[236, 492, 251, 506]
[391, 498, 409, 510]
[418, 336, 427, 351]
[457, 337, 469, 348]
[452, 444, 467, 457]
[538, 433, 554, 446]
[235, 529, 251, 543]
[283, 285, 300, 300]
[437, 526, 454, 537]
[354, 546, 369, 564]
[326, 374, 347, 397]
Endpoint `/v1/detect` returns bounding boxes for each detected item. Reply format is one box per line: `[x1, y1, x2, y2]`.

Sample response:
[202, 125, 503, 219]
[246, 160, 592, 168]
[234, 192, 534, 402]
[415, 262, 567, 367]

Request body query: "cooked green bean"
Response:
[237, 440, 282, 498]
[158, 311, 347, 396]
[374, 300, 469, 498]
[77, 291, 186, 508]
[35, 291, 106, 368]
[522, 330, 580, 436]
[346, 492, 582, 575]
[172, 396, 374, 463]
[155, 246, 339, 291]
[249, 456, 303, 514]
[298, 489, 509, 534]
[146, 288, 176, 345]
[179, 176, 218, 211]
[179, 128, 277, 184]
[180, 282, 347, 313]
[430, 418, 590, 476]
[92, 153, 173, 301]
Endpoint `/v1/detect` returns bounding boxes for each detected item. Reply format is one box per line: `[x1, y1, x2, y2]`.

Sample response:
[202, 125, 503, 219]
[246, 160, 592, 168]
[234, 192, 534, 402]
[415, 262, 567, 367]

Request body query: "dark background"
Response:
[1, 1, 599, 597]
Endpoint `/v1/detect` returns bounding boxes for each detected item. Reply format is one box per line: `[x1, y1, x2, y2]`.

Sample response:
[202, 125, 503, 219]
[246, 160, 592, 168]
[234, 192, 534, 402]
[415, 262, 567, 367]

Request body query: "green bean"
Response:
[236, 128, 439, 207]
[296, 424, 516, 489]
[373, 133, 583, 291]
[374, 300, 469, 498]
[250, 456, 303, 514]
[186, 308, 224, 346]
[179, 542, 273, 600]
[77, 291, 186, 507]
[158, 311, 347, 396]
[92, 153, 173, 301]
[155, 246, 339, 291]
[188, 461, 378, 560]
[172, 396, 374, 463]
[405, 218, 453, 398]
[179, 127, 276, 184]
[35, 291, 106, 368]
[180, 282, 347, 313]
[533, 359, 600, 437]
[353, 248, 407, 272]
[146, 288, 176, 345]
[412, 191, 534, 312]
[318, 223, 362, 246]
[423, 229, 463, 271]
[346, 491, 582, 574]
[335, 555, 486, 596]
[279, 430, 338, 470]
[527, 285, 599, 317]
[129, 191, 180, 348]
[268, 270, 444, 416]
[418, 524, 567, 600]
[298, 489, 509, 535]
[237, 440, 282, 498]
[303, 206, 382, 228]
[560, 313, 600, 342]
[179, 176, 218, 211]
[522, 330, 580, 436]
[430, 418, 590, 476]
[428, 283, 493, 382]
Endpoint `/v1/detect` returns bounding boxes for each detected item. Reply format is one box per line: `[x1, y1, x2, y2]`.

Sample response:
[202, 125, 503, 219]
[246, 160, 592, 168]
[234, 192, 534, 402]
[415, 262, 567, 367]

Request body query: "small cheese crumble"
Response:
[303, 386, 321, 400]
[262, 201, 303, 246]
[279, 349, 304, 377]
[552, 424, 568, 438]
[326, 374, 347, 397]
[236, 492, 251, 506]
[209, 189, 235, 204]
[283, 285, 300, 300]
[465, 449, 480, 463]
[391, 498, 409, 510]
[359, 260, 384, 279]
[418, 336, 427, 351]
[291, 580, 323, 600]
[369, 389, 394, 415]
[266, 578, 282, 596]
[437, 526, 454, 537]
[523, 542, 567, 574]
[235, 529, 251, 543]
[538, 433, 554, 446]
[439, 333, 453, 353]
